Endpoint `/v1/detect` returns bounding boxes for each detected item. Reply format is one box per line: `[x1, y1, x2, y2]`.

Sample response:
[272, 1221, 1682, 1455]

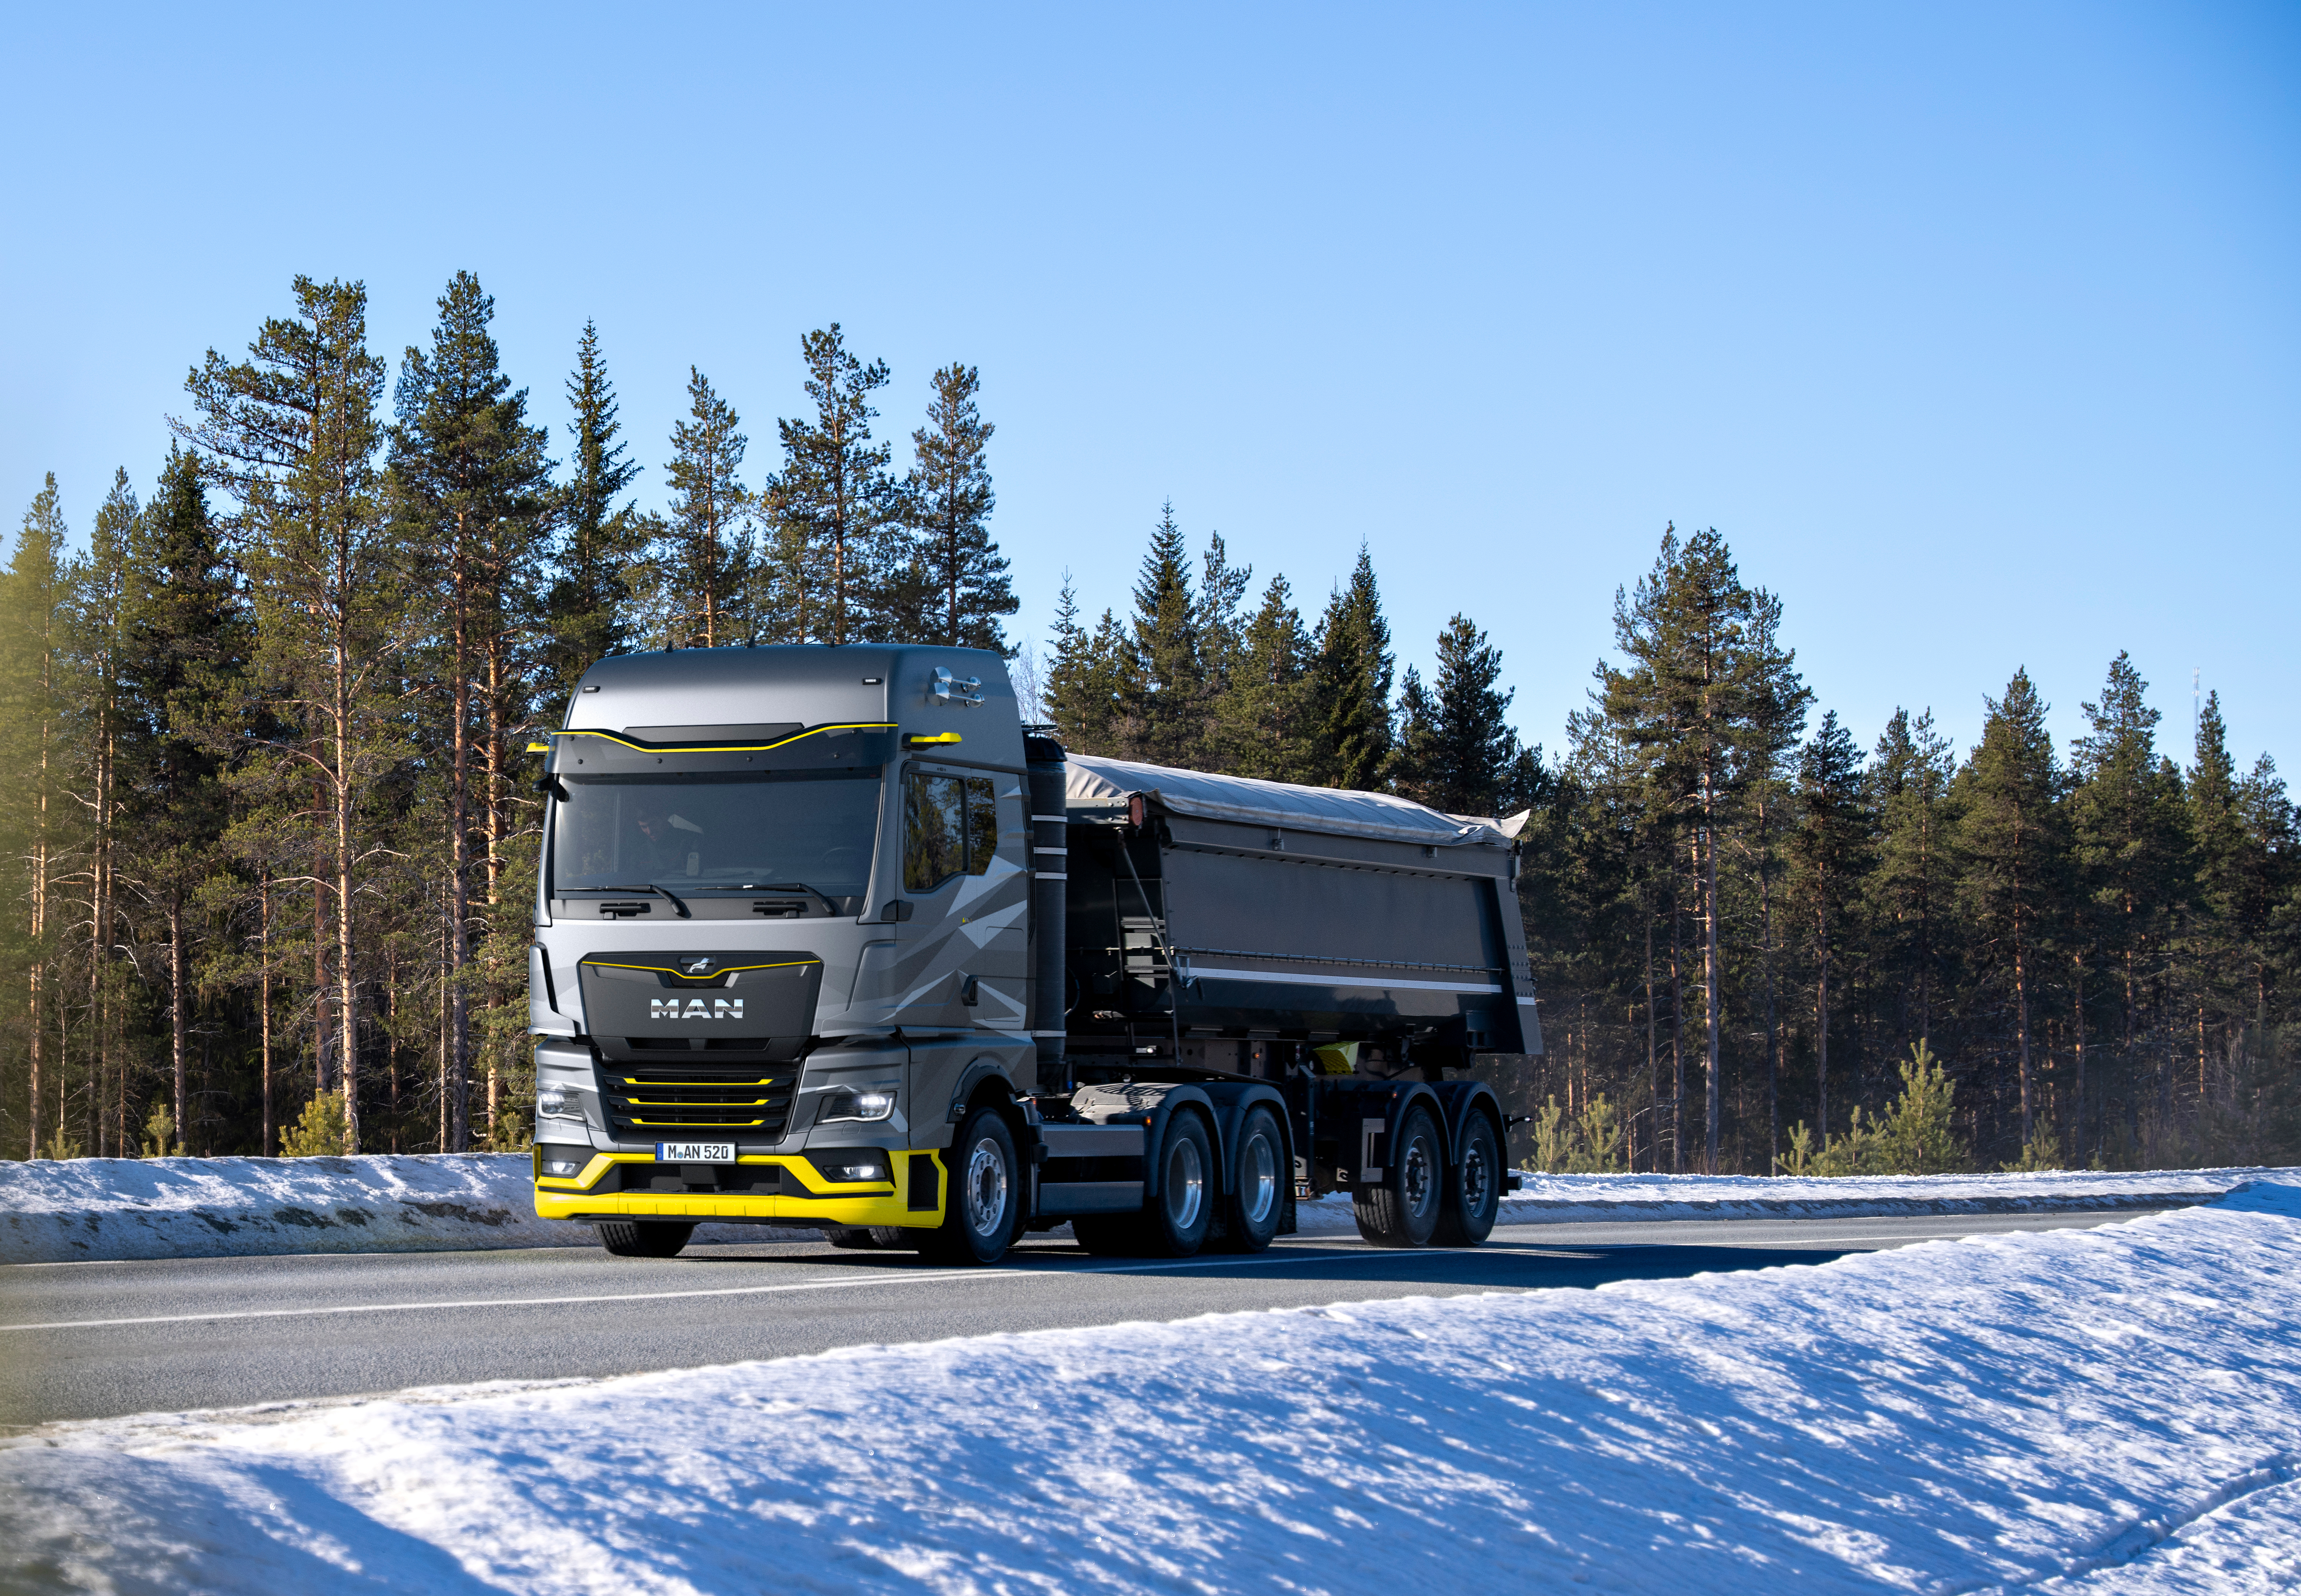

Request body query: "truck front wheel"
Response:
[596, 1220, 694, 1258]
[1353, 1102, 1442, 1248]
[922, 1109, 1020, 1265]
[1431, 1111, 1502, 1246]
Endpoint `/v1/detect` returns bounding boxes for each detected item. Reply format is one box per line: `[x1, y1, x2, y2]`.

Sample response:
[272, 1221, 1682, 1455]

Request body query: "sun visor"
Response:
[551, 723, 897, 776]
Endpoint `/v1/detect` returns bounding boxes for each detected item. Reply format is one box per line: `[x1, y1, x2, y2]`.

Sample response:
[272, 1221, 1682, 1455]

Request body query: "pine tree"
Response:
[175, 275, 399, 1152]
[546, 320, 643, 696]
[1789, 710, 1869, 1140]
[1122, 503, 1207, 767]
[1597, 525, 1804, 1171]
[1957, 667, 2067, 1152]
[766, 325, 893, 644]
[1392, 614, 1521, 815]
[897, 362, 1013, 650]
[1210, 574, 1316, 781]
[1307, 545, 1394, 791]
[389, 272, 553, 1149]
[654, 367, 750, 649]
[1, 477, 72, 1158]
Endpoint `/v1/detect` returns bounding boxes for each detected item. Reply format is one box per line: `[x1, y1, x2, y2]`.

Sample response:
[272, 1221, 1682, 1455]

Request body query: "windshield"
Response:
[549, 770, 881, 907]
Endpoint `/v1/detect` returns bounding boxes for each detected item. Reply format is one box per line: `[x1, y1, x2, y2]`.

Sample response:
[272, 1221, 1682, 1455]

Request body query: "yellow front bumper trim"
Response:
[534, 1150, 944, 1229]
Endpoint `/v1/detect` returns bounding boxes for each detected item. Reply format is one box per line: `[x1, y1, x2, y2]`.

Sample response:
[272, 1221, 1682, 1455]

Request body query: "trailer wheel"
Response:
[1210, 1106, 1284, 1253]
[921, 1107, 1020, 1265]
[1353, 1102, 1442, 1248]
[596, 1220, 694, 1258]
[1432, 1110, 1502, 1246]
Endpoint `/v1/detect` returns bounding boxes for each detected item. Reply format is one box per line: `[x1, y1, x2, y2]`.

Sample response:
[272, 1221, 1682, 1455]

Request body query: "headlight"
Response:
[537, 1084, 576, 1118]
[816, 1088, 897, 1125]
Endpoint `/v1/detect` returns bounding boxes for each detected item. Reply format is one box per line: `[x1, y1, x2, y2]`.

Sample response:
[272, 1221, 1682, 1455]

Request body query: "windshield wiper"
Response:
[748, 882, 840, 916]
[593, 884, 691, 919]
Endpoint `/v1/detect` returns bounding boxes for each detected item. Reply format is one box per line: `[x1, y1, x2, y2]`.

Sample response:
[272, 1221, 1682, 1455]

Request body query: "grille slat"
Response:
[598, 1061, 796, 1136]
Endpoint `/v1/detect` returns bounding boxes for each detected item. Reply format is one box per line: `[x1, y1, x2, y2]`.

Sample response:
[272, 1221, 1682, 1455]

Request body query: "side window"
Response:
[905, 772, 1004, 892]
[905, 773, 965, 892]
[964, 777, 997, 877]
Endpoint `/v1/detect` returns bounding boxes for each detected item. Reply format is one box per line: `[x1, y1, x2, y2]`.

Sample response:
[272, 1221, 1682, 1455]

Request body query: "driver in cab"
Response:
[629, 795, 703, 878]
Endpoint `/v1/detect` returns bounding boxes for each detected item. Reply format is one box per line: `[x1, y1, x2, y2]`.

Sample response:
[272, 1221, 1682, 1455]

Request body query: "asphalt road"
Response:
[0, 1210, 2155, 1428]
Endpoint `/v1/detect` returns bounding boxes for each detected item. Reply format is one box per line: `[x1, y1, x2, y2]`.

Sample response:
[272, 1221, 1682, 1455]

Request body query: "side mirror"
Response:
[881, 900, 915, 923]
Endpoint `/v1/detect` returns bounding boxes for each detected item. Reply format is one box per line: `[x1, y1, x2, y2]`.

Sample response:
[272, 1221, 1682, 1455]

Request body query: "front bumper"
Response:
[533, 1149, 945, 1228]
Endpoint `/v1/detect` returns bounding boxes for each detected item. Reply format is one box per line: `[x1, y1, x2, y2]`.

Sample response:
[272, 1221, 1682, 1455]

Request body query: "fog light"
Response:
[816, 1088, 896, 1124]
[543, 1155, 585, 1177]
[820, 1160, 887, 1183]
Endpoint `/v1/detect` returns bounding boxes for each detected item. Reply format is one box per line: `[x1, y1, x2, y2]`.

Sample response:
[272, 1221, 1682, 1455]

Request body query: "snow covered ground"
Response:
[0, 1152, 2255, 1264]
[6, 1180, 2298, 1593]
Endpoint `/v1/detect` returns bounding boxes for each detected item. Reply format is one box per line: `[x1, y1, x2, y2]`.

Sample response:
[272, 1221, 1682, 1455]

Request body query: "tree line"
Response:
[3, 272, 2294, 1172]
[0, 272, 1016, 1159]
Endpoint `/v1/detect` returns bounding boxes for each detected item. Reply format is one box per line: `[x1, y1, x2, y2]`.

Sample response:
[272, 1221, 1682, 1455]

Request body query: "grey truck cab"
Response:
[530, 643, 1539, 1262]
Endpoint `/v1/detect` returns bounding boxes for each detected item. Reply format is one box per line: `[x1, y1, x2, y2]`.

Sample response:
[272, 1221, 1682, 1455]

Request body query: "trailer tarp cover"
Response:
[1065, 753, 1507, 848]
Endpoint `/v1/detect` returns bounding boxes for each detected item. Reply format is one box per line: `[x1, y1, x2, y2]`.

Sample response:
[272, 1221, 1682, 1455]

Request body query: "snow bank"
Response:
[0, 1154, 820, 1265]
[6, 1180, 2298, 1593]
[0, 1154, 2259, 1264]
[1288, 1166, 2256, 1236]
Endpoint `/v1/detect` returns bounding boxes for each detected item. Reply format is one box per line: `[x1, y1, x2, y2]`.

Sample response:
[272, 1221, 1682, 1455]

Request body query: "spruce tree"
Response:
[1788, 710, 1868, 1140]
[654, 367, 751, 649]
[1044, 572, 1133, 755]
[898, 362, 1013, 650]
[1393, 614, 1521, 815]
[1211, 574, 1316, 781]
[175, 274, 399, 1152]
[1307, 545, 1395, 791]
[70, 470, 136, 1154]
[547, 320, 642, 695]
[118, 447, 245, 1154]
[1956, 667, 2067, 1151]
[1866, 708, 1960, 1052]
[2070, 652, 2190, 1143]
[1123, 503, 1207, 767]
[766, 325, 893, 644]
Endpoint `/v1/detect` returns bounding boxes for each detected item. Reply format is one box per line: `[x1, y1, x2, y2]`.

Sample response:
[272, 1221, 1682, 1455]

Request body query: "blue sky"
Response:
[4, 2, 2295, 777]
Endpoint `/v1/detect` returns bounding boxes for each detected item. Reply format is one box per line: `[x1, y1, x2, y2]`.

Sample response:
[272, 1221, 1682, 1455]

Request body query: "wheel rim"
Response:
[1241, 1131, 1277, 1226]
[1401, 1131, 1436, 1218]
[1461, 1134, 1492, 1213]
[965, 1135, 1009, 1239]
[1166, 1136, 1205, 1230]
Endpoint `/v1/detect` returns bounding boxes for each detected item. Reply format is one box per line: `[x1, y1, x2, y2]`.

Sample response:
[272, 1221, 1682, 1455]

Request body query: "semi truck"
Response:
[528, 644, 1541, 1262]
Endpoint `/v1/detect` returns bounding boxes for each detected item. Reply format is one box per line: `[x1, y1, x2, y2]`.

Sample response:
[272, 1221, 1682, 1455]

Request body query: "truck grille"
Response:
[596, 1061, 796, 1136]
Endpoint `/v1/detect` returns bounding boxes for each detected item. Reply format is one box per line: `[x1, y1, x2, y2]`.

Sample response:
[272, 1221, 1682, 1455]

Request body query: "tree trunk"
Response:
[1668, 880, 1685, 1175]
[170, 894, 189, 1152]
[1702, 813, 1722, 1174]
[448, 532, 472, 1154]
[1643, 911, 1657, 1175]
[260, 882, 274, 1157]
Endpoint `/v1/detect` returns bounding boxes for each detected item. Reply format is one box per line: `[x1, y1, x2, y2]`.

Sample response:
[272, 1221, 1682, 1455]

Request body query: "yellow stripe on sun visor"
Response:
[549, 724, 895, 754]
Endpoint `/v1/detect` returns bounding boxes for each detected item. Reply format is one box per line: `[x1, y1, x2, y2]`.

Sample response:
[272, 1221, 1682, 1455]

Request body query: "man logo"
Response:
[650, 998, 745, 1019]
[682, 957, 714, 976]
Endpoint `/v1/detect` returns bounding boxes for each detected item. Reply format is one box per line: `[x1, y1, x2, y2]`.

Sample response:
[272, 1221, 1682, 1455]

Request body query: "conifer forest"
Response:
[3, 272, 2295, 1174]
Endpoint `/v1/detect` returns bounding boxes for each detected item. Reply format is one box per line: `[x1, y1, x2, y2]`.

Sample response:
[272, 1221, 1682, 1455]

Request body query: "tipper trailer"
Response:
[528, 644, 1542, 1261]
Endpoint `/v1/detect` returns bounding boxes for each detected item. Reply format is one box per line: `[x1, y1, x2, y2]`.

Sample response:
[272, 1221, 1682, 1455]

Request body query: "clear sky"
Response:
[4, 3, 2295, 778]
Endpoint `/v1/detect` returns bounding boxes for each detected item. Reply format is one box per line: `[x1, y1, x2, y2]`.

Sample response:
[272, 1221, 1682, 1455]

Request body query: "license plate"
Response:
[656, 1141, 735, 1163]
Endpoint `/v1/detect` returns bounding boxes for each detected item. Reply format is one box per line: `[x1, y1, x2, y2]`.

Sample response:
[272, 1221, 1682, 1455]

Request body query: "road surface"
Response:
[0, 1209, 2158, 1427]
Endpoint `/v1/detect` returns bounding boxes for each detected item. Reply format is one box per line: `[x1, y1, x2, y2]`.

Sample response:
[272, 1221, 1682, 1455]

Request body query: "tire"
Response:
[596, 1220, 694, 1258]
[827, 1225, 912, 1250]
[1140, 1112, 1215, 1258]
[1431, 1109, 1502, 1247]
[921, 1108, 1020, 1265]
[1211, 1106, 1284, 1253]
[1353, 1101, 1442, 1248]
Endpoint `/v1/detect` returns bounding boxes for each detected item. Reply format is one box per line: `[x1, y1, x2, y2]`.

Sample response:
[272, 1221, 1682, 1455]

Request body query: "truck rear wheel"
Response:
[596, 1220, 694, 1258]
[1072, 1112, 1215, 1258]
[921, 1108, 1020, 1265]
[1353, 1102, 1442, 1248]
[1210, 1106, 1284, 1253]
[1431, 1110, 1501, 1246]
